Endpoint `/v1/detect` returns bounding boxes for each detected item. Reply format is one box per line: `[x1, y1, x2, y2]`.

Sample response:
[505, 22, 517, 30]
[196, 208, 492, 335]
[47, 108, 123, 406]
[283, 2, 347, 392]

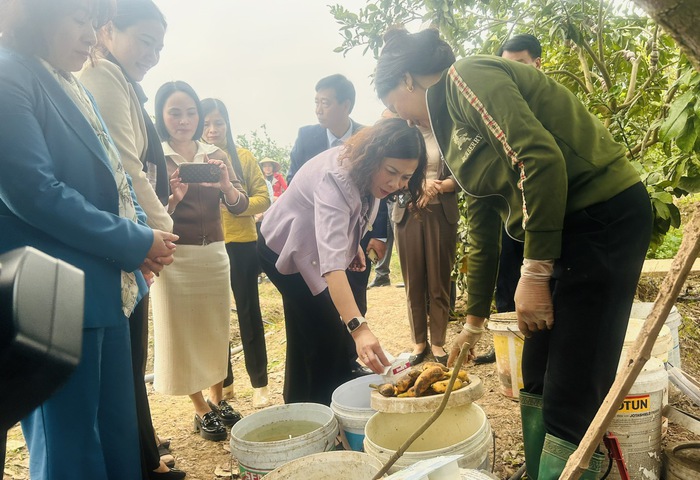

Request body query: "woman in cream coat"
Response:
[79, 1, 186, 477]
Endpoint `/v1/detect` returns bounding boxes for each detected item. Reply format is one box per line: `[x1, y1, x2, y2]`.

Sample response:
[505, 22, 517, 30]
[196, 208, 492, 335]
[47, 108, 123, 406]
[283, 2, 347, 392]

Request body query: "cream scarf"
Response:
[40, 58, 140, 317]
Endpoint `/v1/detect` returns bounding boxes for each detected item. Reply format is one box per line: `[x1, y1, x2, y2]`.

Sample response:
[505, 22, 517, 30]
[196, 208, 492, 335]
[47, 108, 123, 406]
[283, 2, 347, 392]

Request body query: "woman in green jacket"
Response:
[375, 27, 651, 480]
[201, 98, 272, 408]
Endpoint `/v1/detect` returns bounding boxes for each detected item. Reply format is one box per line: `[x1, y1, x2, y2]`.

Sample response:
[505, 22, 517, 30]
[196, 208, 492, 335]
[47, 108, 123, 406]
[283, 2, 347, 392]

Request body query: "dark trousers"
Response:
[129, 296, 160, 477]
[495, 230, 524, 313]
[373, 199, 394, 281]
[522, 182, 652, 445]
[343, 236, 373, 363]
[224, 241, 268, 388]
[346, 234, 372, 316]
[258, 236, 356, 405]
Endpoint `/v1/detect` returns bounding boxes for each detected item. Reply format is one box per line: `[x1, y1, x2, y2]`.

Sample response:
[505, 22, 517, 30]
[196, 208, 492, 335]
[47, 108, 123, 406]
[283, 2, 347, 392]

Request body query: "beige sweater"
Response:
[79, 58, 173, 232]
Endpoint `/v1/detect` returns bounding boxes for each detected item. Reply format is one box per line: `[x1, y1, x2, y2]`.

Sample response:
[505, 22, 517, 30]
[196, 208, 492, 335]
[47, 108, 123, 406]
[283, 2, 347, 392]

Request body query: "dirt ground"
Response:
[4, 271, 700, 480]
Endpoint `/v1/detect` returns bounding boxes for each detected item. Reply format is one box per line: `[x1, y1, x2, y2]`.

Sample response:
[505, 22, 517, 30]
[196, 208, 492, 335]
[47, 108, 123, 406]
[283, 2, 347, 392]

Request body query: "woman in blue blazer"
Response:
[0, 1, 178, 478]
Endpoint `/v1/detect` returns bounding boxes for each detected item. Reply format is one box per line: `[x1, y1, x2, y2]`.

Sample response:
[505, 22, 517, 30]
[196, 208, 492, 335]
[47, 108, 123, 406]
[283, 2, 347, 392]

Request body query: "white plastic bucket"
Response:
[629, 302, 682, 368]
[622, 317, 672, 364]
[331, 374, 381, 451]
[363, 403, 492, 474]
[608, 357, 669, 480]
[264, 451, 383, 479]
[487, 313, 523, 399]
[229, 403, 339, 479]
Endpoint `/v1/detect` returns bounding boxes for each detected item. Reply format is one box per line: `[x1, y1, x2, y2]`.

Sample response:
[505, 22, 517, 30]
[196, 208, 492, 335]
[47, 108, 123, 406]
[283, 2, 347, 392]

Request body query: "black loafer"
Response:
[351, 362, 373, 377]
[193, 411, 227, 441]
[474, 348, 496, 365]
[207, 399, 243, 427]
[367, 276, 391, 289]
[434, 354, 448, 366]
[408, 344, 430, 366]
[148, 467, 186, 480]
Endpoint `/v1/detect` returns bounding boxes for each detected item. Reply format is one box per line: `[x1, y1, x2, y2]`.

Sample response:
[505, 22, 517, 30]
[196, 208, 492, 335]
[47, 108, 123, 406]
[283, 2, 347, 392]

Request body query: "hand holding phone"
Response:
[178, 163, 221, 184]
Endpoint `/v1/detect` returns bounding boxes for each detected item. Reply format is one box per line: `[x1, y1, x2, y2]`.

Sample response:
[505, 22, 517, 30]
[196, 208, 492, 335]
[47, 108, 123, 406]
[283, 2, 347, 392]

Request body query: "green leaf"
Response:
[676, 118, 698, 153]
[659, 90, 695, 141]
[651, 191, 674, 203]
[652, 198, 671, 221]
[645, 171, 663, 185]
[678, 175, 700, 193]
[668, 203, 682, 228]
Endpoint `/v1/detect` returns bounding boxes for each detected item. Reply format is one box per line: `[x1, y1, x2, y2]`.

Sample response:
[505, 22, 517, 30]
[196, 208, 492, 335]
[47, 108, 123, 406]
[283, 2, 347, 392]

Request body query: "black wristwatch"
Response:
[346, 316, 367, 334]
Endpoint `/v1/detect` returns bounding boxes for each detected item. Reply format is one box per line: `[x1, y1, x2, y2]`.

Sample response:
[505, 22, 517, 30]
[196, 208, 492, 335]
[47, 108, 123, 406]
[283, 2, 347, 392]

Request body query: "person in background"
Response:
[259, 158, 287, 201]
[258, 118, 427, 405]
[0, 1, 178, 478]
[393, 124, 459, 366]
[375, 27, 651, 480]
[151, 81, 248, 442]
[366, 198, 394, 288]
[367, 108, 401, 290]
[201, 98, 272, 408]
[287, 74, 363, 184]
[493, 33, 542, 314]
[79, 1, 186, 477]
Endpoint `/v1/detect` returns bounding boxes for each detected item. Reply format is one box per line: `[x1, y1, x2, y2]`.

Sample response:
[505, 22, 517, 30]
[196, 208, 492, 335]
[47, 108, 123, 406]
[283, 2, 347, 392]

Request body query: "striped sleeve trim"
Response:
[448, 65, 530, 228]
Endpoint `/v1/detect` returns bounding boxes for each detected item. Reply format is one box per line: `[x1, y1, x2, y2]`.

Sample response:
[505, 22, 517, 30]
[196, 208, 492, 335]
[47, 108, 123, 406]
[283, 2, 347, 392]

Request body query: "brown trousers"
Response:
[395, 204, 457, 347]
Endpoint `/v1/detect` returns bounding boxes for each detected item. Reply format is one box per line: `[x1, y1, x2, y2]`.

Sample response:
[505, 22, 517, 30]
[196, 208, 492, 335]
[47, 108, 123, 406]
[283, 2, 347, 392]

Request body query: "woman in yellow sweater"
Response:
[201, 98, 272, 408]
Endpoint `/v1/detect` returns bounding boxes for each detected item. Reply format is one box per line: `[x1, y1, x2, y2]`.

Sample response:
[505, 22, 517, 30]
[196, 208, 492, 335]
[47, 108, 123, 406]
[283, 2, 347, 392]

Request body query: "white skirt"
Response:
[151, 242, 231, 395]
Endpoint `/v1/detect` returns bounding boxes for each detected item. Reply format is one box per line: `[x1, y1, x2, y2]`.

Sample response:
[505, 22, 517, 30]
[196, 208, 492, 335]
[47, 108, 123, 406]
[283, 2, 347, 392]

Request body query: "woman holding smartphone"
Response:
[151, 81, 248, 442]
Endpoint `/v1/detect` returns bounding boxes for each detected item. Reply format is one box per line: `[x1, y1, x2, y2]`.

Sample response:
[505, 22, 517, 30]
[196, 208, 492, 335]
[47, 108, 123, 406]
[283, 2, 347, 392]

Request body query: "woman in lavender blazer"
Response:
[258, 118, 427, 405]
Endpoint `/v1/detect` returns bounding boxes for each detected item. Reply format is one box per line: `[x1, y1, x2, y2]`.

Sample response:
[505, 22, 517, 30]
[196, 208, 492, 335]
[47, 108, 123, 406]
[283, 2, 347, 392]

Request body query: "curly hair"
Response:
[340, 117, 427, 206]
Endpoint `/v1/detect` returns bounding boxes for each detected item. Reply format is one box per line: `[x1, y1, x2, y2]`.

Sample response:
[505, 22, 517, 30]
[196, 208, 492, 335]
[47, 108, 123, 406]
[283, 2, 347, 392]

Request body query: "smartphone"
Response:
[367, 248, 379, 264]
[396, 191, 412, 208]
[178, 163, 220, 183]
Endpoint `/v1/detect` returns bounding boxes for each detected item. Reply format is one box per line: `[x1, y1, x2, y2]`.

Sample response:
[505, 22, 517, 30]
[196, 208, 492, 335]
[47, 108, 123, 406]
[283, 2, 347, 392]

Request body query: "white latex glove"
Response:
[514, 259, 554, 337]
[447, 322, 485, 367]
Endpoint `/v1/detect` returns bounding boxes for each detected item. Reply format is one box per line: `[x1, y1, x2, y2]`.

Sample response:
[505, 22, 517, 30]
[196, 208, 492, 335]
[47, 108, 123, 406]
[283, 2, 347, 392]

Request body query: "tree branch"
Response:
[548, 70, 591, 93]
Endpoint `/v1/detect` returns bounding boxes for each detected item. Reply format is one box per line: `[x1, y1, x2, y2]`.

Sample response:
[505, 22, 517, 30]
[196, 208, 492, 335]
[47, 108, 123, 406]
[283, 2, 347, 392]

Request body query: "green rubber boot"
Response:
[520, 391, 545, 479]
[537, 434, 605, 480]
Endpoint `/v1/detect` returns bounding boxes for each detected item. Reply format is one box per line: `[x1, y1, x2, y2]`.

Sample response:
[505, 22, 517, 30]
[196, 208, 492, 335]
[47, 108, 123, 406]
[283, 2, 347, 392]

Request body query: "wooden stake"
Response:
[561, 202, 700, 479]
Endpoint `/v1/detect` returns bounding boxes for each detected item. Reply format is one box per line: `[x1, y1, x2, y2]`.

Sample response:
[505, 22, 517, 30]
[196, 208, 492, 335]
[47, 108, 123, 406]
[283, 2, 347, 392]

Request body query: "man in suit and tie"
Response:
[286, 74, 388, 374]
[287, 74, 363, 183]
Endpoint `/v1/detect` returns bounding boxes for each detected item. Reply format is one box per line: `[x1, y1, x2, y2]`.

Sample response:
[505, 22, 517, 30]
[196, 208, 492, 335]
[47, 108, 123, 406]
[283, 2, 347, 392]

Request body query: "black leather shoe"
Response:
[351, 362, 373, 377]
[193, 411, 227, 441]
[434, 354, 448, 366]
[474, 348, 496, 365]
[367, 276, 391, 289]
[148, 467, 186, 480]
[408, 344, 430, 366]
[207, 399, 243, 427]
